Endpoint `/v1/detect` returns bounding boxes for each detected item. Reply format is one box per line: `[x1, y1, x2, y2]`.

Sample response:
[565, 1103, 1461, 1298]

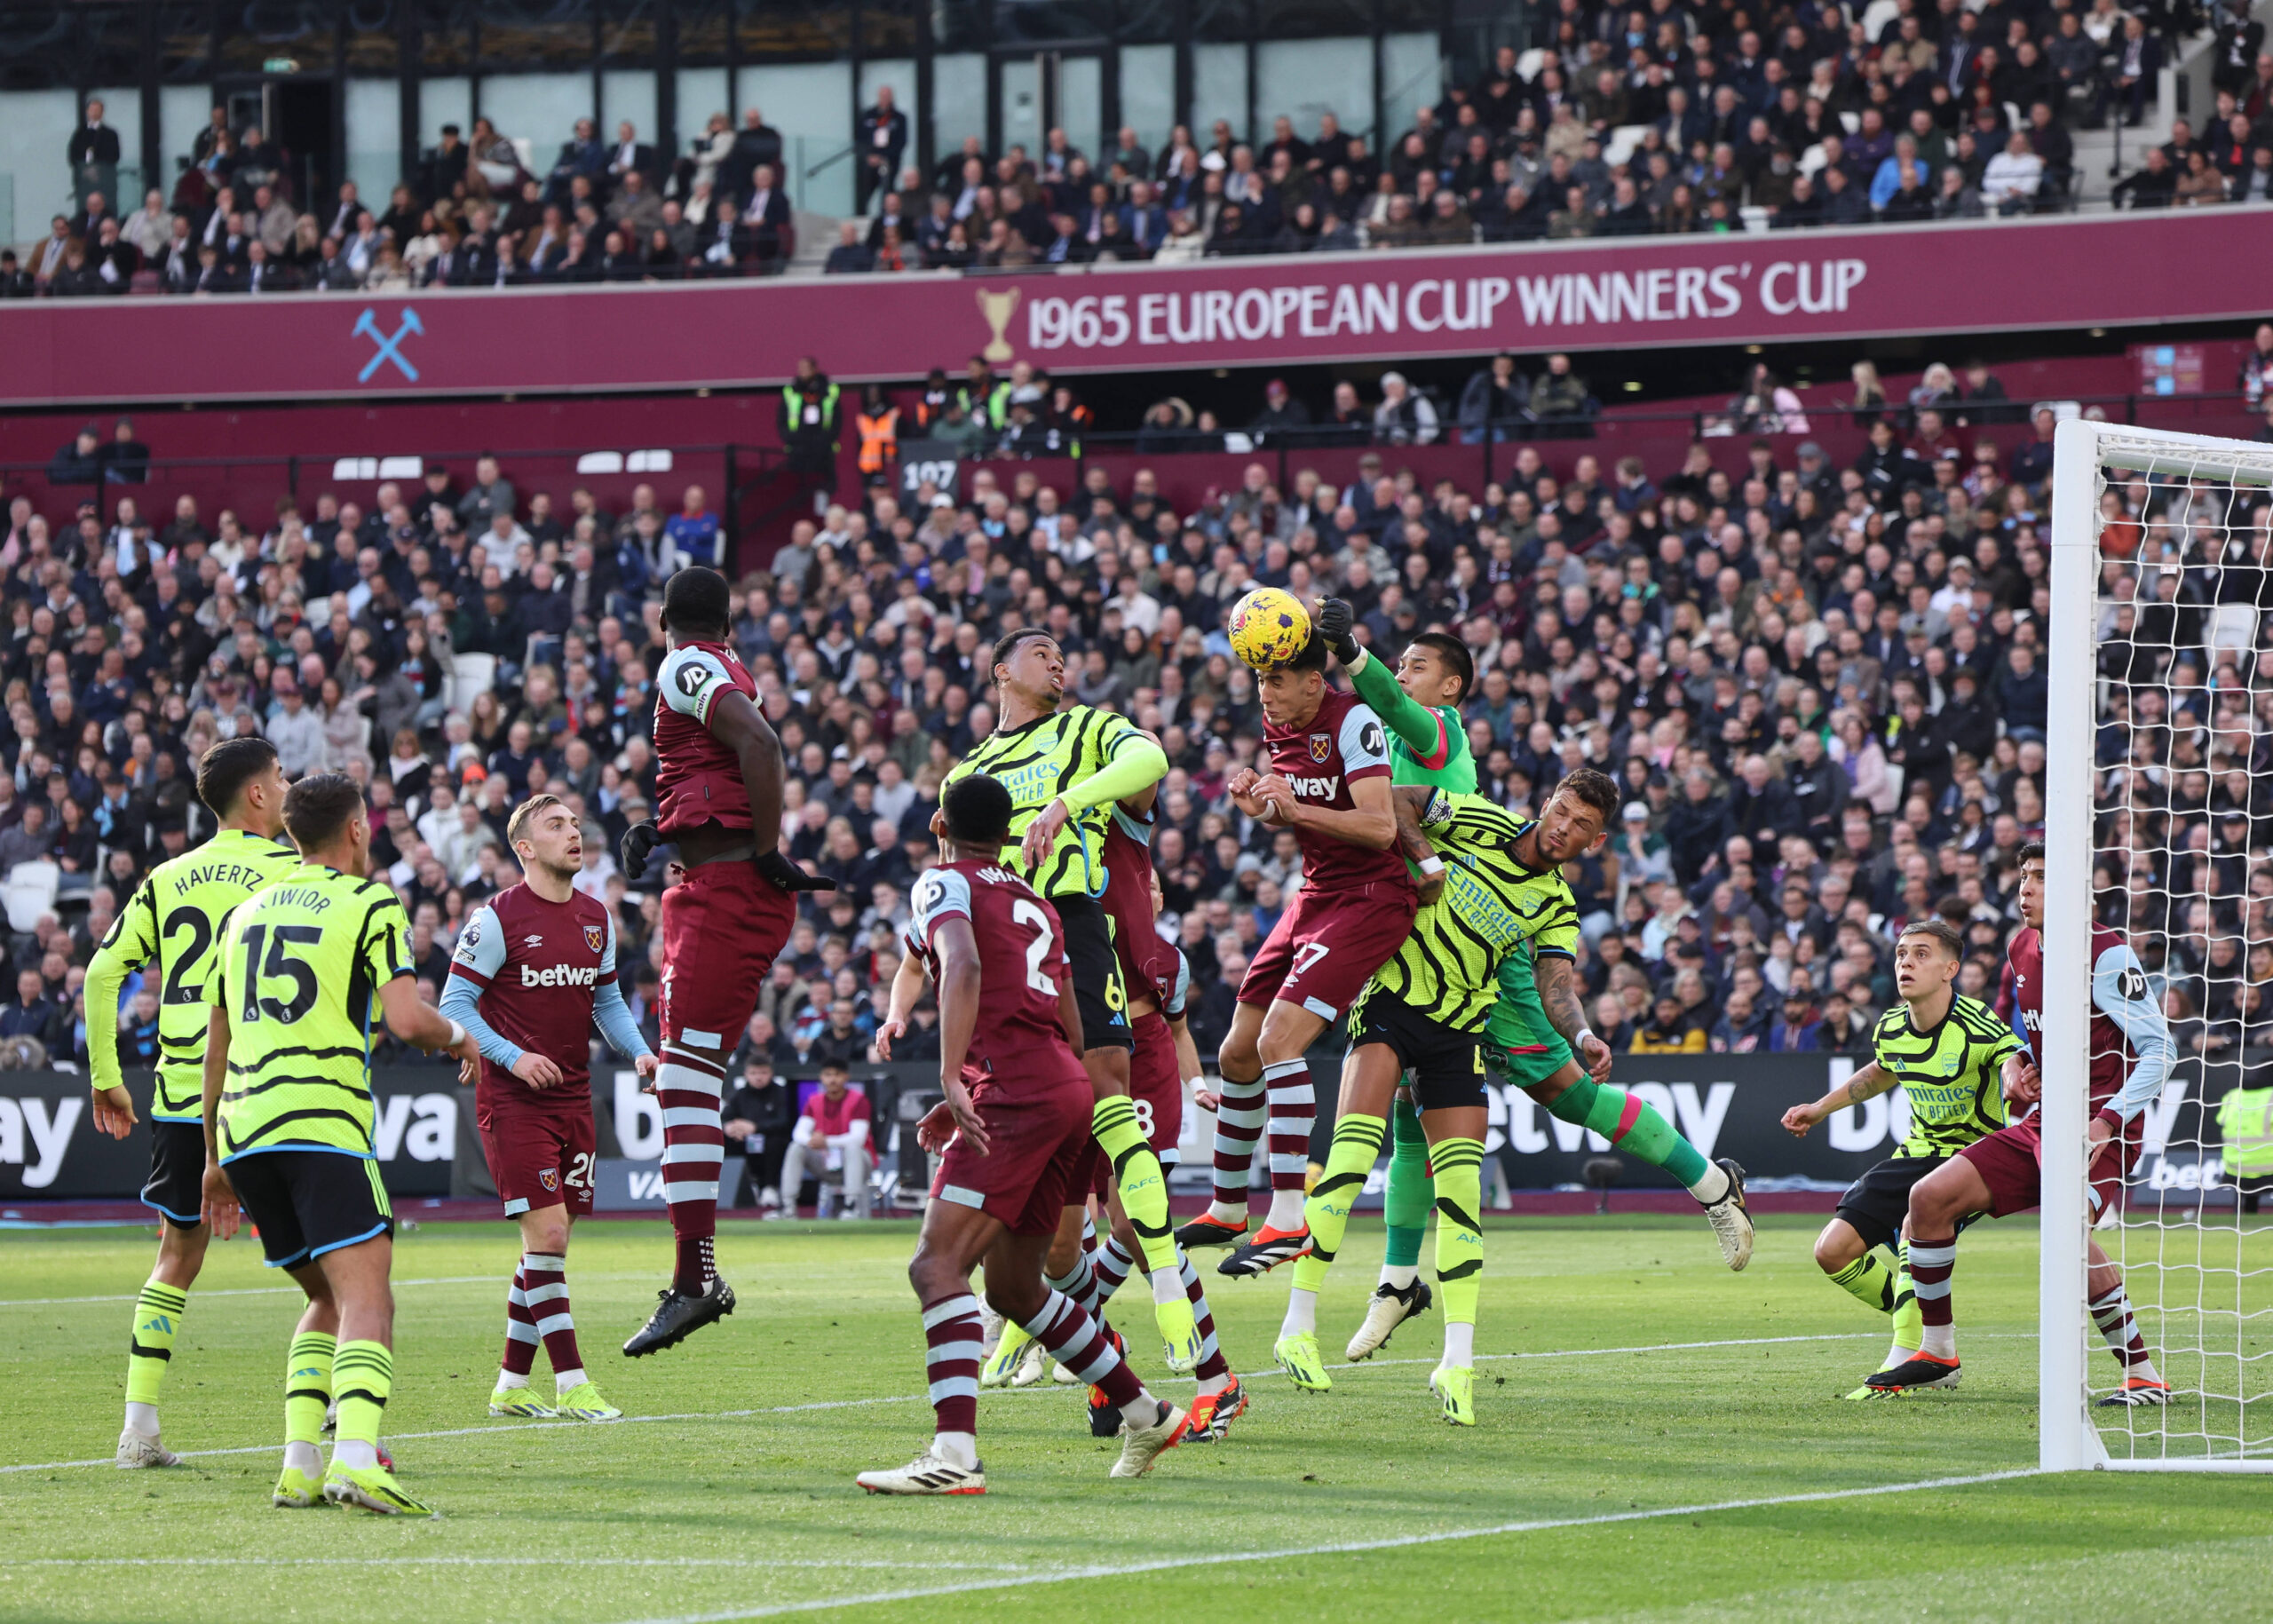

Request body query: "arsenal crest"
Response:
[1309, 733, 1332, 764]
[584, 924, 605, 953]
[539, 1168, 559, 1192]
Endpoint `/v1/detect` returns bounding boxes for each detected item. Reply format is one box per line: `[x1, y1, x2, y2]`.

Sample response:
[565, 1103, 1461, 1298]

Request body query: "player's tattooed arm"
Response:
[1781, 1062, 1892, 1137]
[1533, 955, 1589, 1047]
[1390, 785, 1445, 903]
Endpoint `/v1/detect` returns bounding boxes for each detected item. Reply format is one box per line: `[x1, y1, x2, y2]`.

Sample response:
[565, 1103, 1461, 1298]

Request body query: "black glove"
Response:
[756, 847, 838, 894]
[620, 820, 662, 883]
[1315, 597, 1361, 667]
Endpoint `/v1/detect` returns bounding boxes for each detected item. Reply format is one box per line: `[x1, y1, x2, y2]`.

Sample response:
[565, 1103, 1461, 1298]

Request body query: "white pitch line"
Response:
[611, 1468, 2048, 1624]
[0, 1557, 1031, 1573]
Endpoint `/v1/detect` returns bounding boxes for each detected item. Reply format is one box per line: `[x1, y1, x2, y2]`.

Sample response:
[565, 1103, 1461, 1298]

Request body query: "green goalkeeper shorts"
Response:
[1481, 950, 1574, 1090]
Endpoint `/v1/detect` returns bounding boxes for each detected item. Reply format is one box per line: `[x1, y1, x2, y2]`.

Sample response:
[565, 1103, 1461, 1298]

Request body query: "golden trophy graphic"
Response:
[976, 286, 1021, 363]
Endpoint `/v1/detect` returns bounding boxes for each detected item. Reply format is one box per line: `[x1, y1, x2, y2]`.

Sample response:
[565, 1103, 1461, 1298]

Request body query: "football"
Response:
[1227, 587, 1311, 669]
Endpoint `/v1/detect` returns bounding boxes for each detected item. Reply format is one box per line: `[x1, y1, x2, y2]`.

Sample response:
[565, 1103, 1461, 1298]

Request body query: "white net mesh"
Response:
[2078, 432, 2273, 1465]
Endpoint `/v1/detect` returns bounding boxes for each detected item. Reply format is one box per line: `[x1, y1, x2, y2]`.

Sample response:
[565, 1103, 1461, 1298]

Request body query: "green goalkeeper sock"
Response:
[1431, 1137, 1485, 1361]
[1291, 1113, 1384, 1295]
[1548, 1079, 1714, 1191]
[1092, 1096, 1177, 1276]
[1381, 1097, 1431, 1280]
[125, 1278, 188, 1416]
[283, 1330, 335, 1450]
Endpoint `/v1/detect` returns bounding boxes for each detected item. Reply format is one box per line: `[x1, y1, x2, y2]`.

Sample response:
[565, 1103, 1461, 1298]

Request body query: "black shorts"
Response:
[1052, 895, 1133, 1054]
[223, 1150, 395, 1271]
[142, 1120, 208, 1228]
[1350, 987, 1485, 1113]
[1834, 1154, 1984, 1252]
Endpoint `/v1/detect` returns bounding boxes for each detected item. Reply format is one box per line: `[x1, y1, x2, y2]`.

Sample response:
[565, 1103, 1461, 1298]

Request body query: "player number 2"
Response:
[1010, 899, 1059, 996]
[1293, 942, 1331, 978]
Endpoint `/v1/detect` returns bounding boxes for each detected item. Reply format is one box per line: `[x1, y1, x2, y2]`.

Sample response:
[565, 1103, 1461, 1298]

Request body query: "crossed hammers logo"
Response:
[352, 305, 424, 383]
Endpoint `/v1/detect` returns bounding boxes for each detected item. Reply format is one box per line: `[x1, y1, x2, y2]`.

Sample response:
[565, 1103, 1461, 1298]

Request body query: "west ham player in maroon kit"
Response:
[858, 775, 1190, 1494]
[616, 567, 835, 1357]
[1179, 632, 1417, 1276]
[444, 795, 656, 1420]
[1877, 844, 2175, 1401]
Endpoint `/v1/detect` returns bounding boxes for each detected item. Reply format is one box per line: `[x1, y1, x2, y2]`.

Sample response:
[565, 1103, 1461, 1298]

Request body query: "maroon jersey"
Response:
[1102, 811, 1176, 1004]
[2002, 923, 2132, 1114]
[653, 638, 759, 834]
[1261, 685, 1411, 893]
[903, 858, 1085, 1092]
[447, 882, 622, 1100]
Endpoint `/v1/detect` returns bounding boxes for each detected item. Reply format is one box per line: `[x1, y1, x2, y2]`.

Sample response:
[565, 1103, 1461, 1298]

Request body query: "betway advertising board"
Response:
[4, 211, 2266, 407]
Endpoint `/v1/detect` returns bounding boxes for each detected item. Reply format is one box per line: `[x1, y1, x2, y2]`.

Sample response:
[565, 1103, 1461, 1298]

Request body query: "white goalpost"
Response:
[2044, 417, 2273, 1473]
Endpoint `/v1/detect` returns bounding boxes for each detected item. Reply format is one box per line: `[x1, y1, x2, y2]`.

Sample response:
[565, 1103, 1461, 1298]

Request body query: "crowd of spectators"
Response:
[4, 0, 2261, 297]
[6, 336, 2269, 1089]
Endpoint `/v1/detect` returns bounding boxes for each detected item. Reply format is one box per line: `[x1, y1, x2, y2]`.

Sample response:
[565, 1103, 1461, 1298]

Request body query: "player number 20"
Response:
[564, 1152, 594, 1190]
[1010, 899, 1059, 996]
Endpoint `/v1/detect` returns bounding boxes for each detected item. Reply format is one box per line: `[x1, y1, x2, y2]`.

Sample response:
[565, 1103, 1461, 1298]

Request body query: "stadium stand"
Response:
[4, 335, 2268, 1109]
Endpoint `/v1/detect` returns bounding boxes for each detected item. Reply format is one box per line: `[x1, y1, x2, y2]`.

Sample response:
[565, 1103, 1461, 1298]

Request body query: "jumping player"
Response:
[86, 738, 301, 1469]
[1179, 630, 1416, 1277]
[858, 774, 1190, 1493]
[616, 566, 834, 1357]
[1873, 844, 2174, 1400]
[1781, 919, 2019, 1393]
[1057, 827, 1245, 1440]
[1308, 600, 1753, 1360]
[443, 794, 658, 1422]
[939, 631, 1200, 1366]
[1274, 776, 1621, 1423]
[199, 774, 478, 1515]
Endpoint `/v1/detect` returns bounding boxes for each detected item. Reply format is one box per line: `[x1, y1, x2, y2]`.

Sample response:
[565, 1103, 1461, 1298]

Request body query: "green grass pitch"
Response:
[2, 1213, 2266, 1623]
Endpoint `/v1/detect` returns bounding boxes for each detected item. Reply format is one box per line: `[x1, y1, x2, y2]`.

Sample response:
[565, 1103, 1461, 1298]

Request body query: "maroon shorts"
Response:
[1129, 1010, 1183, 1162]
[477, 1087, 598, 1217]
[1957, 1114, 2141, 1218]
[657, 858, 797, 1060]
[1238, 879, 1418, 1022]
[933, 1066, 1095, 1237]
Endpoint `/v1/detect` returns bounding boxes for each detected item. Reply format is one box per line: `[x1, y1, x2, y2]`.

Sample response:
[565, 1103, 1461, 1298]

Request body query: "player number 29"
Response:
[1010, 899, 1059, 996]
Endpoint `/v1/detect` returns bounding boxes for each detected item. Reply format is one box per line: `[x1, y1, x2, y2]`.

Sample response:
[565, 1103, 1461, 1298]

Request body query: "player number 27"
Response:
[1292, 942, 1331, 978]
[1010, 899, 1059, 996]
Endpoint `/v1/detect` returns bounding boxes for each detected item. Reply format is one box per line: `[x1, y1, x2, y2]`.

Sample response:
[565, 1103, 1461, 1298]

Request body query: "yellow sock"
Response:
[1292, 1113, 1385, 1295]
[284, 1330, 335, 1447]
[1092, 1096, 1177, 1274]
[125, 1279, 188, 1412]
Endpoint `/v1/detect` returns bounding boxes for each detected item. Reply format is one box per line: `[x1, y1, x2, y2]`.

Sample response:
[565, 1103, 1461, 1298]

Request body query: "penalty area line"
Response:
[614, 1468, 2047, 1624]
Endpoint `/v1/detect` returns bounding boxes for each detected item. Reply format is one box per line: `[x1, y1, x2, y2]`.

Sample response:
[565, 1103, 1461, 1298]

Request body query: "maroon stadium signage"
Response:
[3, 210, 2267, 408]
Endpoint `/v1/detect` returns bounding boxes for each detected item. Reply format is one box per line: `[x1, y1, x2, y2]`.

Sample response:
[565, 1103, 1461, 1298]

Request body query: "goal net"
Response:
[2045, 419, 2273, 1472]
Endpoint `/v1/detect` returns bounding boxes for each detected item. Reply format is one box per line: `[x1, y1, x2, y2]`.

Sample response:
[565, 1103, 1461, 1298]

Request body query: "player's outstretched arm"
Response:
[1781, 1061, 1894, 1137]
[379, 975, 480, 1066]
[1020, 727, 1170, 870]
[1536, 955, 1612, 1081]
[2093, 941, 2177, 1123]
[83, 883, 158, 1137]
[1334, 609, 1453, 766]
[1390, 784, 1446, 902]
[873, 948, 929, 1060]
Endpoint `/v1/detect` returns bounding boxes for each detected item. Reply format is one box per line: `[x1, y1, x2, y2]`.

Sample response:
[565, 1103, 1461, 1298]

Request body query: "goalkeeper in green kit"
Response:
[1311, 598, 1754, 1360]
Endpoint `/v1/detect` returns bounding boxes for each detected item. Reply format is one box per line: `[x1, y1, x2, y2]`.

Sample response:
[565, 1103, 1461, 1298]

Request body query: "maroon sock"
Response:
[502, 1264, 537, 1376]
[522, 1251, 581, 1377]
[1183, 1256, 1230, 1382]
[1017, 1288, 1143, 1409]
[1909, 1234, 1957, 1330]
[923, 1291, 983, 1437]
[657, 1047, 725, 1294]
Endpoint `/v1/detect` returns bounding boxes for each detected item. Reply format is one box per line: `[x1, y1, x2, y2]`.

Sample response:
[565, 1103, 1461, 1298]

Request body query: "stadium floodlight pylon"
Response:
[2044, 417, 2273, 1474]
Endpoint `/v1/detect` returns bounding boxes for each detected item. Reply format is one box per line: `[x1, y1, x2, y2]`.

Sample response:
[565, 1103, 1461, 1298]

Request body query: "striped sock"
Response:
[330, 1339, 392, 1470]
[522, 1252, 583, 1389]
[1179, 1252, 1230, 1387]
[1908, 1234, 1958, 1359]
[1010, 1287, 1145, 1415]
[1826, 1250, 1900, 1313]
[922, 1292, 983, 1439]
[1207, 1070, 1265, 1224]
[2089, 1285, 2159, 1377]
[1045, 1250, 1100, 1318]
[1263, 1060, 1316, 1224]
[124, 1279, 187, 1419]
[1292, 1112, 1385, 1295]
[657, 1047, 727, 1293]
[1093, 1236, 1136, 1308]
[501, 1264, 538, 1379]
[283, 1329, 335, 1450]
[1431, 1136, 1485, 1362]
